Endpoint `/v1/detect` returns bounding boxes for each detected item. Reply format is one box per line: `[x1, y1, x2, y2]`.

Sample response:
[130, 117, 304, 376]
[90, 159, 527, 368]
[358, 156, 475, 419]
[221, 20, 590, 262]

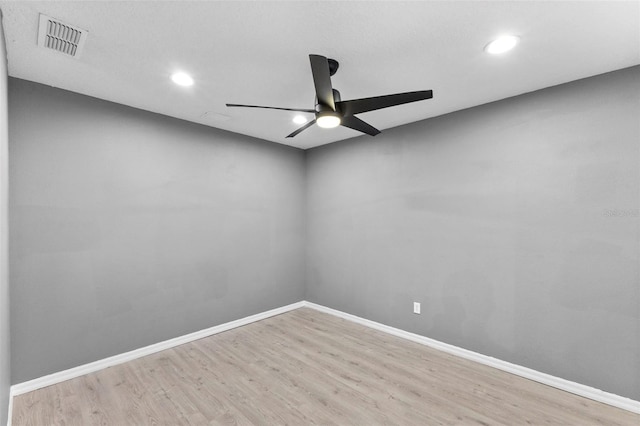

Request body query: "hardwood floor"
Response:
[12, 308, 640, 425]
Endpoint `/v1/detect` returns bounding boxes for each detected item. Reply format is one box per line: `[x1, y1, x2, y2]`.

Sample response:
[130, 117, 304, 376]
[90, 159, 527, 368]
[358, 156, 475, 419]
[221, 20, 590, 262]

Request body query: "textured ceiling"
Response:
[1, 1, 638, 149]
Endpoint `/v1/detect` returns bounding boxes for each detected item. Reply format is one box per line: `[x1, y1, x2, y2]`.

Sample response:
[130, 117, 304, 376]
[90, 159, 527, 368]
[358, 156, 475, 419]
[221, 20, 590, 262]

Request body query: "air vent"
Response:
[37, 14, 88, 58]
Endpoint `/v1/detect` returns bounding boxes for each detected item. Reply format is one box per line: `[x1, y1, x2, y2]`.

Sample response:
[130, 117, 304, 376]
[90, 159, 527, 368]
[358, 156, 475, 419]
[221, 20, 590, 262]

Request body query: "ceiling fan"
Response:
[226, 54, 433, 138]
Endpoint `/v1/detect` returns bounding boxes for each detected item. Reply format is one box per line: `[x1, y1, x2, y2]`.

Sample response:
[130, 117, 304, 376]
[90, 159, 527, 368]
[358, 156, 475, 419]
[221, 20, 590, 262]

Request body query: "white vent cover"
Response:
[37, 14, 88, 58]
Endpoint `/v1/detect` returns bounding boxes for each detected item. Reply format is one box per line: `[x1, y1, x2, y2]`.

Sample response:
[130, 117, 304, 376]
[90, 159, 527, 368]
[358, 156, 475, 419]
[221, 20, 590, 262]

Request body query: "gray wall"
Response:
[306, 66, 640, 400]
[9, 78, 306, 383]
[0, 14, 9, 426]
[7, 65, 640, 403]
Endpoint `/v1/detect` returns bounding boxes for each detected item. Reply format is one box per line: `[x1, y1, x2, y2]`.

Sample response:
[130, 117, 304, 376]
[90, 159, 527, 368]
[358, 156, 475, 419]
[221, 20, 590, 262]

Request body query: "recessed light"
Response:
[293, 115, 308, 124]
[171, 72, 194, 86]
[485, 35, 519, 55]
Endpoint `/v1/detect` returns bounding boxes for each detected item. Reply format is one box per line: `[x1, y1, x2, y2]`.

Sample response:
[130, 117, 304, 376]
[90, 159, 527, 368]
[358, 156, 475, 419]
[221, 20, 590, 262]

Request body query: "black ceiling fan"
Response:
[226, 54, 433, 138]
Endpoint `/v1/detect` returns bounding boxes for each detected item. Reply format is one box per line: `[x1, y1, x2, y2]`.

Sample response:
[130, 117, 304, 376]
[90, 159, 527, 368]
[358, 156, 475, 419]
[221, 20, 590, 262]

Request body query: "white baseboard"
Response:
[8, 299, 639, 421]
[9, 301, 304, 399]
[6, 387, 13, 426]
[302, 301, 640, 414]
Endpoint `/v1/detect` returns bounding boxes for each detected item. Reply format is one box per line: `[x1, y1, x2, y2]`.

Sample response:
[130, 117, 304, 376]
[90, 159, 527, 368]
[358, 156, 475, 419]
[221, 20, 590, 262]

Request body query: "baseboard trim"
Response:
[6, 387, 14, 426]
[9, 301, 304, 399]
[302, 301, 640, 414]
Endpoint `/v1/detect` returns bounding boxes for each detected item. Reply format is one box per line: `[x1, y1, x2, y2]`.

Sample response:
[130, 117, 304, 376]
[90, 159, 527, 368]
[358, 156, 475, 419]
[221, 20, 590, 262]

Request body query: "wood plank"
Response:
[12, 308, 640, 425]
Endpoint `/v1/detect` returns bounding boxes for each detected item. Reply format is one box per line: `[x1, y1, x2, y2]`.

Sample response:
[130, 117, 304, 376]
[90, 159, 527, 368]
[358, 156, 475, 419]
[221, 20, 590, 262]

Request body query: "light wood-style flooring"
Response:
[12, 308, 640, 425]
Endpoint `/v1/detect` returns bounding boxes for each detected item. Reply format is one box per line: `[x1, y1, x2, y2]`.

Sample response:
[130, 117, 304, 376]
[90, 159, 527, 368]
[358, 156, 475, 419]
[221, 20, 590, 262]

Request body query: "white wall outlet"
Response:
[413, 302, 421, 314]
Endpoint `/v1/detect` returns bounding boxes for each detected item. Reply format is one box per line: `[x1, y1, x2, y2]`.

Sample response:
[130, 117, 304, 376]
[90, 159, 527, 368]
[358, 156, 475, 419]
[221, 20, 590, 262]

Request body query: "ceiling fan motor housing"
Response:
[315, 89, 342, 113]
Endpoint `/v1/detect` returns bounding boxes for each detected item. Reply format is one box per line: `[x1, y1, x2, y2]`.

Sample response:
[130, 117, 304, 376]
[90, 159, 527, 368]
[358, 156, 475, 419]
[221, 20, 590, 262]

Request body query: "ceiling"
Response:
[1, 1, 638, 149]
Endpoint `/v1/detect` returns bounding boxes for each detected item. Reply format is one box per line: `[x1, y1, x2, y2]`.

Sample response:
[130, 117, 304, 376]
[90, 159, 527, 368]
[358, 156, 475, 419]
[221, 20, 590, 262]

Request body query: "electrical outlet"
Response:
[413, 302, 421, 314]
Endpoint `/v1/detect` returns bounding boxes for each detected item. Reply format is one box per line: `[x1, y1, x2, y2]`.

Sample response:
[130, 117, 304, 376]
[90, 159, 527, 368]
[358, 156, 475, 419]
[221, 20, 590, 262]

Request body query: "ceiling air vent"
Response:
[37, 14, 88, 58]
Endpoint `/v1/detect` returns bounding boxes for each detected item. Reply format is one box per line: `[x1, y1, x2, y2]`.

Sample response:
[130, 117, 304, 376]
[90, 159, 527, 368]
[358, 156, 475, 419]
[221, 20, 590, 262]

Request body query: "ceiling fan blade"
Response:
[341, 116, 381, 136]
[337, 90, 433, 116]
[309, 54, 335, 110]
[286, 119, 316, 138]
[226, 103, 315, 113]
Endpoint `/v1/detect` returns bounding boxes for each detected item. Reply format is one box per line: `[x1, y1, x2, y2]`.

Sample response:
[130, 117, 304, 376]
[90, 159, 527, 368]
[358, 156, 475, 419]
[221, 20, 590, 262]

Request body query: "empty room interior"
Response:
[0, 1, 639, 425]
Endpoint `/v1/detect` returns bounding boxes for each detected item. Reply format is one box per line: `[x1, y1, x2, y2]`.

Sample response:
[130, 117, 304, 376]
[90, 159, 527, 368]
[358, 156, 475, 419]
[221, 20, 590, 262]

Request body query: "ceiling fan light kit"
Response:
[226, 54, 433, 138]
[316, 112, 341, 129]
